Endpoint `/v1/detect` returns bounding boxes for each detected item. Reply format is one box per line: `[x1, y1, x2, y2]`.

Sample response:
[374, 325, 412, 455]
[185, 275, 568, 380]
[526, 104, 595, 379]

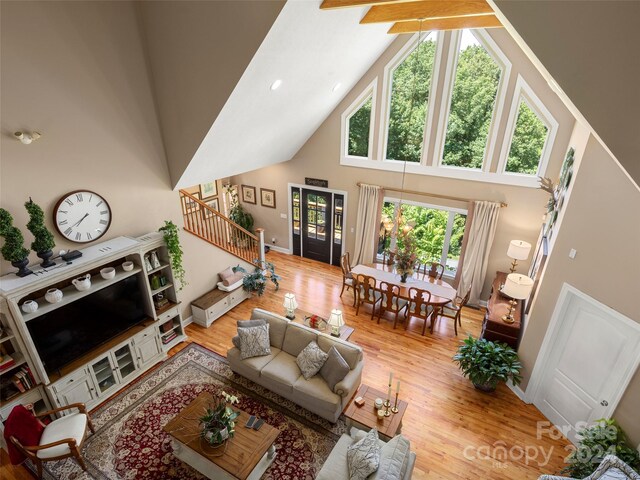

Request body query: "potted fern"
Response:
[233, 260, 280, 296]
[453, 336, 522, 392]
[0, 208, 32, 277]
[25, 198, 56, 267]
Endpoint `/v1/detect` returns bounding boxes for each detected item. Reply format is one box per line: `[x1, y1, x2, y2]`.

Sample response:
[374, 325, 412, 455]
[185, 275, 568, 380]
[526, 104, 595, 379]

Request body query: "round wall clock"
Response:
[53, 190, 112, 243]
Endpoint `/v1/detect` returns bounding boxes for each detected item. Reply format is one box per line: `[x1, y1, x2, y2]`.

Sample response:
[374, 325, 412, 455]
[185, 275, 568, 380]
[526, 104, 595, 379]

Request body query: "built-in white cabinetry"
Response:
[52, 368, 95, 406]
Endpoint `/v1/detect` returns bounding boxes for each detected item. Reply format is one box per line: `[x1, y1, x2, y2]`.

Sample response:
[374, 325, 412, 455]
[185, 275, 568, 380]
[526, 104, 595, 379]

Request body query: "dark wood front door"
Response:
[301, 189, 332, 263]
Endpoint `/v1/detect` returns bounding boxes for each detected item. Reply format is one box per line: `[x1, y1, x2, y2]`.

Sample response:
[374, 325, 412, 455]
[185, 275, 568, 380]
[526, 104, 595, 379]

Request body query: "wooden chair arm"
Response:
[37, 403, 88, 419]
[11, 435, 77, 452]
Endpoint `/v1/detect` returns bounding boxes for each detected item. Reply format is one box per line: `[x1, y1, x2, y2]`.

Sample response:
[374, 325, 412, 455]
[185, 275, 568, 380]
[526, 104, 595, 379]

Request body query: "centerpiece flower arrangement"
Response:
[395, 232, 418, 283]
[200, 391, 240, 447]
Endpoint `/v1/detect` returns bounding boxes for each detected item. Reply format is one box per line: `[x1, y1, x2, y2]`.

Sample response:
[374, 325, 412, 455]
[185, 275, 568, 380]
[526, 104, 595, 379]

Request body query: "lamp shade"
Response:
[502, 273, 534, 300]
[328, 309, 344, 328]
[507, 240, 532, 261]
[283, 293, 298, 310]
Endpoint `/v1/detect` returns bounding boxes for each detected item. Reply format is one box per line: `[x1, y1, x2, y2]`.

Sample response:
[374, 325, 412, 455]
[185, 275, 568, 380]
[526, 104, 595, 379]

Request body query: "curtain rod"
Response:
[356, 182, 508, 208]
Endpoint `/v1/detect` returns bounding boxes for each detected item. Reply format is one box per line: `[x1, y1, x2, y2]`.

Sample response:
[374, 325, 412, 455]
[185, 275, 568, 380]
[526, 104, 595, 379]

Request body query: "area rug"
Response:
[32, 343, 347, 479]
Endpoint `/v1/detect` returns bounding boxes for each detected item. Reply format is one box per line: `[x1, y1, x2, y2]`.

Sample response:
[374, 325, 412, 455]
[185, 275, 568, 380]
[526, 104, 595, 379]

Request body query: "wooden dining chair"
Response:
[377, 281, 409, 329]
[354, 273, 382, 319]
[339, 252, 355, 304]
[404, 287, 434, 335]
[418, 262, 445, 280]
[435, 288, 471, 335]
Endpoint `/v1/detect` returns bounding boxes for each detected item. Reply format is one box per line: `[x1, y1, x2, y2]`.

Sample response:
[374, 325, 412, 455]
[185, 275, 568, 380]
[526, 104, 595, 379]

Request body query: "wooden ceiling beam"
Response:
[388, 14, 502, 33]
[361, 0, 493, 24]
[320, 0, 420, 10]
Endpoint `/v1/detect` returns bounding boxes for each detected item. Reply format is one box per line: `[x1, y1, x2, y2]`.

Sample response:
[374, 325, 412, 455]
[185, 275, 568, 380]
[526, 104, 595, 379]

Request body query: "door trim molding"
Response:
[526, 282, 640, 420]
[287, 183, 348, 262]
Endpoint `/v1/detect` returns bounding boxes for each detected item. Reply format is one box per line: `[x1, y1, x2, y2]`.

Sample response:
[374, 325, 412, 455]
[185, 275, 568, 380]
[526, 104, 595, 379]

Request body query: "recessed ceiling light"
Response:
[270, 80, 282, 91]
[332, 83, 342, 92]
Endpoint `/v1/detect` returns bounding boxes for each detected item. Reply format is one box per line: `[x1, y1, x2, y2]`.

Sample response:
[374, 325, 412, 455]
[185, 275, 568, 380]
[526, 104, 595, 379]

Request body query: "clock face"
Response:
[54, 190, 112, 243]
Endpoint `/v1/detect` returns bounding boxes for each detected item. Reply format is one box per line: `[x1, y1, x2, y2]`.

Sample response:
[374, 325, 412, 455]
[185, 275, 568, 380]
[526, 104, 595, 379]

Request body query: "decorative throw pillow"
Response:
[320, 346, 350, 390]
[296, 341, 329, 379]
[218, 267, 234, 283]
[370, 434, 411, 480]
[347, 428, 381, 480]
[232, 319, 267, 350]
[237, 324, 271, 359]
[223, 271, 244, 286]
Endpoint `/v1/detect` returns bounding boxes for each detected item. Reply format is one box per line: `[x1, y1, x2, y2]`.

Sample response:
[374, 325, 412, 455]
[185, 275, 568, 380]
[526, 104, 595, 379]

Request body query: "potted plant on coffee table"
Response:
[200, 390, 240, 448]
[453, 336, 522, 392]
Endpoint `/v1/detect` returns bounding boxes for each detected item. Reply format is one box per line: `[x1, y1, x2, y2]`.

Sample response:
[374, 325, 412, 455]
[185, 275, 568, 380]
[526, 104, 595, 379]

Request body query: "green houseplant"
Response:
[158, 220, 187, 291]
[25, 198, 56, 267]
[561, 419, 640, 477]
[200, 390, 240, 447]
[453, 336, 522, 392]
[0, 208, 32, 277]
[224, 184, 254, 233]
[233, 260, 280, 296]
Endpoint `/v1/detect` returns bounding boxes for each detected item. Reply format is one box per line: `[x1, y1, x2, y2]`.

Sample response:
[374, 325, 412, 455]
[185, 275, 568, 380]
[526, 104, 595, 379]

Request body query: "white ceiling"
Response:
[175, 0, 395, 189]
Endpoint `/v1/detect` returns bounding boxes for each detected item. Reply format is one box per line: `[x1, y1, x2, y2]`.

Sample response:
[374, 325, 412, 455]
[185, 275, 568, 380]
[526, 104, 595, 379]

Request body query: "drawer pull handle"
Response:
[69, 379, 74, 383]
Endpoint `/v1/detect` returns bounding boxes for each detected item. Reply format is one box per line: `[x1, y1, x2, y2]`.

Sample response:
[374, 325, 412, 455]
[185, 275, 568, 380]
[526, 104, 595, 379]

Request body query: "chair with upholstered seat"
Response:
[377, 281, 409, 329]
[6, 403, 94, 479]
[339, 252, 355, 305]
[432, 288, 471, 335]
[404, 287, 434, 335]
[354, 273, 382, 319]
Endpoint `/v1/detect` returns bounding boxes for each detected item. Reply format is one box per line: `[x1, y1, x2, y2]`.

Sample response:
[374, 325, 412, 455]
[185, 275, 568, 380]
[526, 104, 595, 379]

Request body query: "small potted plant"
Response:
[453, 336, 522, 392]
[200, 390, 240, 448]
[0, 208, 32, 277]
[25, 198, 56, 267]
[159, 220, 187, 291]
[234, 260, 280, 296]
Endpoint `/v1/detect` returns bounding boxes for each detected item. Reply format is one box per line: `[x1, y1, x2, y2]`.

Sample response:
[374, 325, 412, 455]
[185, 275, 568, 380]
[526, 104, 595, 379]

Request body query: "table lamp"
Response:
[283, 293, 298, 320]
[328, 309, 344, 337]
[507, 240, 532, 273]
[501, 273, 534, 324]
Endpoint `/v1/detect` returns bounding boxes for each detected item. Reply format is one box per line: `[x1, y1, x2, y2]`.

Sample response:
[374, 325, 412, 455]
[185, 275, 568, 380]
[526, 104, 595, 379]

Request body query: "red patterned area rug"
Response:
[32, 343, 346, 479]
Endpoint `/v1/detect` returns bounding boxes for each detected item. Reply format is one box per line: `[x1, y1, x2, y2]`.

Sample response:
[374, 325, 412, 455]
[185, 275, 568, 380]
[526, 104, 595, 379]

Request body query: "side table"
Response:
[343, 384, 407, 442]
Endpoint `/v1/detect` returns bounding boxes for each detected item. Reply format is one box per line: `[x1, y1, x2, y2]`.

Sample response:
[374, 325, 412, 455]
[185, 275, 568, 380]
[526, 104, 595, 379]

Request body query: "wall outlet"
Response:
[280, 213, 287, 219]
[569, 248, 577, 259]
[271, 237, 277, 244]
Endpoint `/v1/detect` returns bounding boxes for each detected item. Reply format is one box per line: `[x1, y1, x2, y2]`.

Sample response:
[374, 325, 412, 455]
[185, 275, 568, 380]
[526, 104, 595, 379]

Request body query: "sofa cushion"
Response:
[282, 323, 318, 357]
[237, 324, 271, 359]
[261, 351, 302, 387]
[317, 336, 362, 370]
[293, 375, 341, 413]
[251, 309, 289, 349]
[228, 346, 281, 373]
[296, 341, 329, 379]
[315, 434, 353, 480]
[347, 428, 381, 480]
[320, 346, 350, 391]
[371, 434, 411, 480]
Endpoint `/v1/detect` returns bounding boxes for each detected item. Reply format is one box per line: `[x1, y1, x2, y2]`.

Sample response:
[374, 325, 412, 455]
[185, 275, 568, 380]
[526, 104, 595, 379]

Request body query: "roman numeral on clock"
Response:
[59, 219, 68, 225]
[100, 210, 108, 215]
[65, 199, 73, 206]
[87, 232, 92, 241]
[64, 227, 73, 236]
[75, 232, 82, 241]
[99, 219, 108, 225]
[76, 193, 83, 202]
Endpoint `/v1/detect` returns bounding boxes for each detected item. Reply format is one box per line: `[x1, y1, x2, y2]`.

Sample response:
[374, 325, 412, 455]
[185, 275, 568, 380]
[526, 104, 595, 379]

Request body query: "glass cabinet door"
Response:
[114, 344, 136, 381]
[90, 355, 116, 394]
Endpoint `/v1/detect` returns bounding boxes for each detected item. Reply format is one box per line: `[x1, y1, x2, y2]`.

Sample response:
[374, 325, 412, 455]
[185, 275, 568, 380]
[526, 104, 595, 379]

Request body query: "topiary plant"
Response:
[0, 208, 32, 276]
[159, 220, 187, 291]
[25, 198, 56, 267]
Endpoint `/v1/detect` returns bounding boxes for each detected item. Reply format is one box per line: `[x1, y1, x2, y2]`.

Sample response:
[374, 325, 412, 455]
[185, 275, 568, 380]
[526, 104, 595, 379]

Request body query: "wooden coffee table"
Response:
[293, 309, 355, 341]
[164, 392, 279, 480]
[343, 384, 408, 442]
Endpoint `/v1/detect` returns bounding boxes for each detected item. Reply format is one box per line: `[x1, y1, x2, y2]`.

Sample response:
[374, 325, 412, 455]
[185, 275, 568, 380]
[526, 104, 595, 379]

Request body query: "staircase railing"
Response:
[179, 189, 265, 265]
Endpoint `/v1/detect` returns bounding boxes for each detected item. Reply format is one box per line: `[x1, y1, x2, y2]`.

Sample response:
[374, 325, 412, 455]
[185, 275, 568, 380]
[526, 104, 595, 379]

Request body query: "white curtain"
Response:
[352, 184, 383, 265]
[457, 201, 501, 306]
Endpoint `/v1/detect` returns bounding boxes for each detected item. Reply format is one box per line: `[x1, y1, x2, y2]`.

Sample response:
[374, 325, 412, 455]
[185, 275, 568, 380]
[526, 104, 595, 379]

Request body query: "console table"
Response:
[480, 271, 524, 349]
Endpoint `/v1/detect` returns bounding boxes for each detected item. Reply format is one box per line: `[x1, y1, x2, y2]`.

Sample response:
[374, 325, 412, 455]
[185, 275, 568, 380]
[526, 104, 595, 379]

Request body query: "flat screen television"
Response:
[27, 275, 147, 375]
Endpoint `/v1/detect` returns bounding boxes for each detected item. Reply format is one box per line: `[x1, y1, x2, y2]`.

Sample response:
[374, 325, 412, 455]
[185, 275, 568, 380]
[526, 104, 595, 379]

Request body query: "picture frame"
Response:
[184, 192, 200, 214]
[203, 198, 220, 219]
[199, 181, 217, 200]
[260, 188, 276, 208]
[526, 232, 548, 315]
[241, 185, 256, 204]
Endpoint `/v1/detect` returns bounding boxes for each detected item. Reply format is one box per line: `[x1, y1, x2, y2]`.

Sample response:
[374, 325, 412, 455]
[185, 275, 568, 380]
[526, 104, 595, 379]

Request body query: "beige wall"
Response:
[232, 28, 575, 300]
[0, 1, 249, 316]
[135, 0, 285, 188]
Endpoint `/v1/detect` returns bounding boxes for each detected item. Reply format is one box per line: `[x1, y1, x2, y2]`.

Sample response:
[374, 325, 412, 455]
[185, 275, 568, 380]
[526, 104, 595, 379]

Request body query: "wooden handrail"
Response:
[179, 190, 262, 265]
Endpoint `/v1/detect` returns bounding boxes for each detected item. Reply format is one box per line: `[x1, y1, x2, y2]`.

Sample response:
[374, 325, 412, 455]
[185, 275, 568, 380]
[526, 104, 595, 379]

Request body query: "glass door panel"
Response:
[91, 356, 116, 394]
[301, 189, 332, 263]
[114, 344, 136, 381]
[332, 194, 345, 266]
[291, 188, 301, 256]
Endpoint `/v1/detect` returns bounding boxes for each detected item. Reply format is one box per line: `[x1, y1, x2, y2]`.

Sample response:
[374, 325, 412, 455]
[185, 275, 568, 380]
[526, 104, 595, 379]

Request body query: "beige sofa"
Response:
[227, 308, 364, 423]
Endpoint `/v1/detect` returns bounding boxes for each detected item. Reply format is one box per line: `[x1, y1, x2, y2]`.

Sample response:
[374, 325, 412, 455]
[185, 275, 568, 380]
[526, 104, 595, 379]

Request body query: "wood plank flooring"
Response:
[0, 251, 570, 479]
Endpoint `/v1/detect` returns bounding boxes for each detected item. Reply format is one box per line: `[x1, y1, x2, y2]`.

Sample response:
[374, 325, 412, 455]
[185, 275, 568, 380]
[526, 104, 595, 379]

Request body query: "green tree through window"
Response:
[443, 30, 501, 169]
[386, 33, 437, 162]
[506, 100, 548, 174]
[347, 96, 372, 157]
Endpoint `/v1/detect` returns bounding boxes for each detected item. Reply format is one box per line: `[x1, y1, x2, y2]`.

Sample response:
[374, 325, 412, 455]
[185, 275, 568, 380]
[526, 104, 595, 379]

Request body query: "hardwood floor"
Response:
[0, 251, 570, 479]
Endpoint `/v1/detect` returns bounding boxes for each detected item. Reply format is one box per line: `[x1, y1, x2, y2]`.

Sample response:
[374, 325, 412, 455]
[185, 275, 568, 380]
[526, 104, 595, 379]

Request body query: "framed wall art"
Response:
[199, 181, 217, 200]
[241, 185, 256, 204]
[203, 198, 219, 219]
[260, 188, 276, 208]
[184, 191, 200, 214]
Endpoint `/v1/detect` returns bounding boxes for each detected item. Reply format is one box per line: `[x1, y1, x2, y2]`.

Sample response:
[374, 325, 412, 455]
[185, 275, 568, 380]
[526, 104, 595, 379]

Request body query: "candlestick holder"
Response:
[384, 401, 391, 417]
[383, 398, 391, 408]
[391, 392, 399, 414]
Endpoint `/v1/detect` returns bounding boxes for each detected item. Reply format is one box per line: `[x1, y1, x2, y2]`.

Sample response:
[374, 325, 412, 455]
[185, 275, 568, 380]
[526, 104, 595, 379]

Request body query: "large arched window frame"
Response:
[340, 78, 378, 162]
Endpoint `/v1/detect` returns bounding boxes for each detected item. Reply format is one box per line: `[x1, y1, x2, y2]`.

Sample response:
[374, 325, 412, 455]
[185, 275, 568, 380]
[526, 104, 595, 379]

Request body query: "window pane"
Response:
[446, 213, 467, 274]
[443, 30, 501, 170]
[348, 96, 372, 157]
[378, 201, 396, 255]
[400, 205, 446, 263]
[506, 100, 549, 175]
[308, 209, 316, 224]
[386, 32, 437, 163]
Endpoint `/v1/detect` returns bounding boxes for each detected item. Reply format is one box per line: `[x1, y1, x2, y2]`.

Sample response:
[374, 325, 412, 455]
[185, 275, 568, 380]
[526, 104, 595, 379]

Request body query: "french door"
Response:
[290, 186, 344, 266]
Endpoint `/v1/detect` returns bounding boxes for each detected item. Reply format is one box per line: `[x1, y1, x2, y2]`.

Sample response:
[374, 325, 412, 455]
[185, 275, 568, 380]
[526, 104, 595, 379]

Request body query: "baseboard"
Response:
[268, 245, 291, 254]
[183, 315, 193, 327]
[507, 382, 530, 403]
